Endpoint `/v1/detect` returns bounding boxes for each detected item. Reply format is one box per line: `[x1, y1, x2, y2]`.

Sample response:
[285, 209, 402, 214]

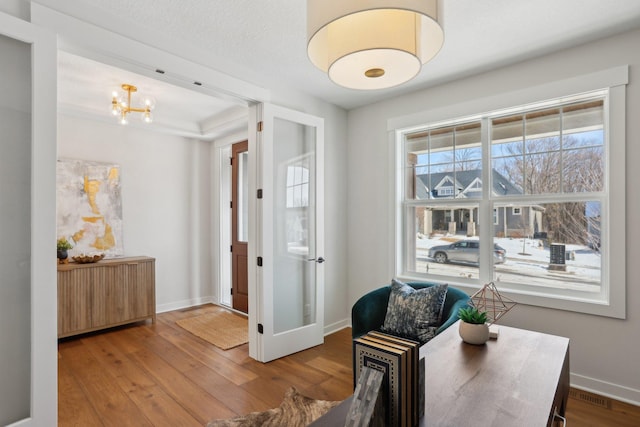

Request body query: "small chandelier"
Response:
[307, 0, 444, 90]
[111, 83, 156, 125]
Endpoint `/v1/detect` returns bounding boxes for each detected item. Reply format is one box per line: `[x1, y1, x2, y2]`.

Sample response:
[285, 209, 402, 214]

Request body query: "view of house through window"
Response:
[400, 93, 605, 297]
[285, 158, 311, 256]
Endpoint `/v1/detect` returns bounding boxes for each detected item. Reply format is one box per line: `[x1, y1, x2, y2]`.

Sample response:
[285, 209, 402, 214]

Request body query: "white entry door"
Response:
[248, 103, 325, 362]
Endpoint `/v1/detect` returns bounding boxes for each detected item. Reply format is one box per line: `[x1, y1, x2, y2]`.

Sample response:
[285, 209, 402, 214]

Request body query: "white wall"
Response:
[58, 115, 213, 311]
[347, 28, 640, 404]
[0, 0, 29, 21]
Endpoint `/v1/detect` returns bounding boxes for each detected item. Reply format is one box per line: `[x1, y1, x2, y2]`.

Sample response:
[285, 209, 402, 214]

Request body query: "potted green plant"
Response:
[458, 306, 490, 345]
[57, 237, 73, 261]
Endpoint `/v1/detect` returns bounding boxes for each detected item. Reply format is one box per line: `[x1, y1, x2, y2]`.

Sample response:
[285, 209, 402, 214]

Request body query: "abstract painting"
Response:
[57, 159, 124, 257]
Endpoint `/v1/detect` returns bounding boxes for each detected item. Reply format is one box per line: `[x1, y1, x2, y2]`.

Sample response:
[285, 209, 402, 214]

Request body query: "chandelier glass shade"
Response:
[111, 84, 155, 125]
[307, 0, 444, 90]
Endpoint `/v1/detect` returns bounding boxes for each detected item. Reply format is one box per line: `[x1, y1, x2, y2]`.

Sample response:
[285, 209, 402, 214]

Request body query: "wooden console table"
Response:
[312, 322, 569, 426]
[57, 256, 156, 338]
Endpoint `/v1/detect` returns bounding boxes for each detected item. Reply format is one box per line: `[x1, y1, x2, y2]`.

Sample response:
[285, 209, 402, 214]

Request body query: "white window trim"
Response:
[390, 67, 627, 319]
[512, 207, 522, 215]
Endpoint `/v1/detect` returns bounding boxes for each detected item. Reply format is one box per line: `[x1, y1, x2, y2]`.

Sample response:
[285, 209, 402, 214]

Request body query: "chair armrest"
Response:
[436, 298, 469, 335]
[351, 286, 392, 339]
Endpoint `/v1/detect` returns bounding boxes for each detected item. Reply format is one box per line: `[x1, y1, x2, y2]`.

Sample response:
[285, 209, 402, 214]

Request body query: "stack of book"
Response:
[353, 331, 425, 427]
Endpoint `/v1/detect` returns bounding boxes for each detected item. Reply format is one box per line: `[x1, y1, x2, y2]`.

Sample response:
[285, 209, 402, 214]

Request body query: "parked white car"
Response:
[428, 240, 507, 264]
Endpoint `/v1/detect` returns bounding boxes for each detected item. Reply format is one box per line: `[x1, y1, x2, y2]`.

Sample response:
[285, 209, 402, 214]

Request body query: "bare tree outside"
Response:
[493, 135, 603, 246]
[445, 147, 482, 172]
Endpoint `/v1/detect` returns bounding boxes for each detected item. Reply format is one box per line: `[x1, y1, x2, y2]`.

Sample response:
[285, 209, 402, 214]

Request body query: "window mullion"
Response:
[559, 107, 565, 193]
[479, 117, 493, 283]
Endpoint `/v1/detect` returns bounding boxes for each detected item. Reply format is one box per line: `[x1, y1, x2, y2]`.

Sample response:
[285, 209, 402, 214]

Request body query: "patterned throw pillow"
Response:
[380, 279, 448, 344]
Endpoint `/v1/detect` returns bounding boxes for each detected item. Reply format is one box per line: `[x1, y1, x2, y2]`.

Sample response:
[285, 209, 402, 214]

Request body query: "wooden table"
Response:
[420, 321, 569, 426]
[312, 322, 569, 426]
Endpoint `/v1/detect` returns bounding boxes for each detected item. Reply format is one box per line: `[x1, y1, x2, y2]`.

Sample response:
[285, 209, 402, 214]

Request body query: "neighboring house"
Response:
[414, 169, 544, 237]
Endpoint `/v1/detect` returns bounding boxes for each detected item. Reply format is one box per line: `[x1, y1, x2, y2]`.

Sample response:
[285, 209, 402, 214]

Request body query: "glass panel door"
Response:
[273, 118, 317, 333]
[237, 151, 249, 242]
[249, 103, 324, 362]
[0, 32, 31, 426]
[0, 12, 57, 425]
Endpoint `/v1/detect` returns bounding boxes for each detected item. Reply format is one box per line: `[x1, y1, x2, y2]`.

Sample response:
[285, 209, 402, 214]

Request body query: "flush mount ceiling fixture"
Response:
[307, 0, 444, 90]
[111, 83, 156, 125]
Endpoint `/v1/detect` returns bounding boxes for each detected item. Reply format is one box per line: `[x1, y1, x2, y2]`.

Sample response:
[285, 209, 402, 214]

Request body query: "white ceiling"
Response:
[54, 0, 640, 138]
[58, 52, 249, 139]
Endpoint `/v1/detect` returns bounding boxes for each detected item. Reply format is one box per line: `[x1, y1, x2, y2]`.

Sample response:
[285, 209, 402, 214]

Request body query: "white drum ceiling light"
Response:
[307, 0, 444, 90]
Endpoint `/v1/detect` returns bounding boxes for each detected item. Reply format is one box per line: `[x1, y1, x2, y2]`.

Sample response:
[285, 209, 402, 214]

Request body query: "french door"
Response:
[0, 11, 57, 426]
[248, 103, 325, 362]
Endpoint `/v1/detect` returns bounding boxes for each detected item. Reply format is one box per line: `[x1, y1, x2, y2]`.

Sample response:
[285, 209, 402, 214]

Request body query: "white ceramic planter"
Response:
[459, 321, 490, 345]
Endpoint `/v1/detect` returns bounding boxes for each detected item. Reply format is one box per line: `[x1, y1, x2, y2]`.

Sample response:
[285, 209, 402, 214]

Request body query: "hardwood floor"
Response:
[565, 388, 640, 427]
[58, 304, 353, 426]
[59, 304, 640, 426]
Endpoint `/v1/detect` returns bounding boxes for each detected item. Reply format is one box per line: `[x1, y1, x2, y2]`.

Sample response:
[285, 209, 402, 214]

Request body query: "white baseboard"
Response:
[571, 372, 640, 406]
[156, 296, 215, 314]
[324, 318, 350, 336]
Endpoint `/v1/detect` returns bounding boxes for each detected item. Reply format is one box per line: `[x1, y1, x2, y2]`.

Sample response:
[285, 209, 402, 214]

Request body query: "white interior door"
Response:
[248, 103, 325, 362]
[0, 11, 57, 427]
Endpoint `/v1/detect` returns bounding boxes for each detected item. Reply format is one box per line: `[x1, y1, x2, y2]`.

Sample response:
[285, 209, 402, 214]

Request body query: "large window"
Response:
[396, 85, 626, 317]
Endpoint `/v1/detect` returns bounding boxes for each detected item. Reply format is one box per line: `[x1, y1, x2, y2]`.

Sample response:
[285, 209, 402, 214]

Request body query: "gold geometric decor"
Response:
[469, 282, 517, 325]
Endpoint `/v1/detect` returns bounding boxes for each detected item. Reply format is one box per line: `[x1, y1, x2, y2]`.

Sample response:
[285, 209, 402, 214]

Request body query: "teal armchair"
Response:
[351, 282, 470, 340]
